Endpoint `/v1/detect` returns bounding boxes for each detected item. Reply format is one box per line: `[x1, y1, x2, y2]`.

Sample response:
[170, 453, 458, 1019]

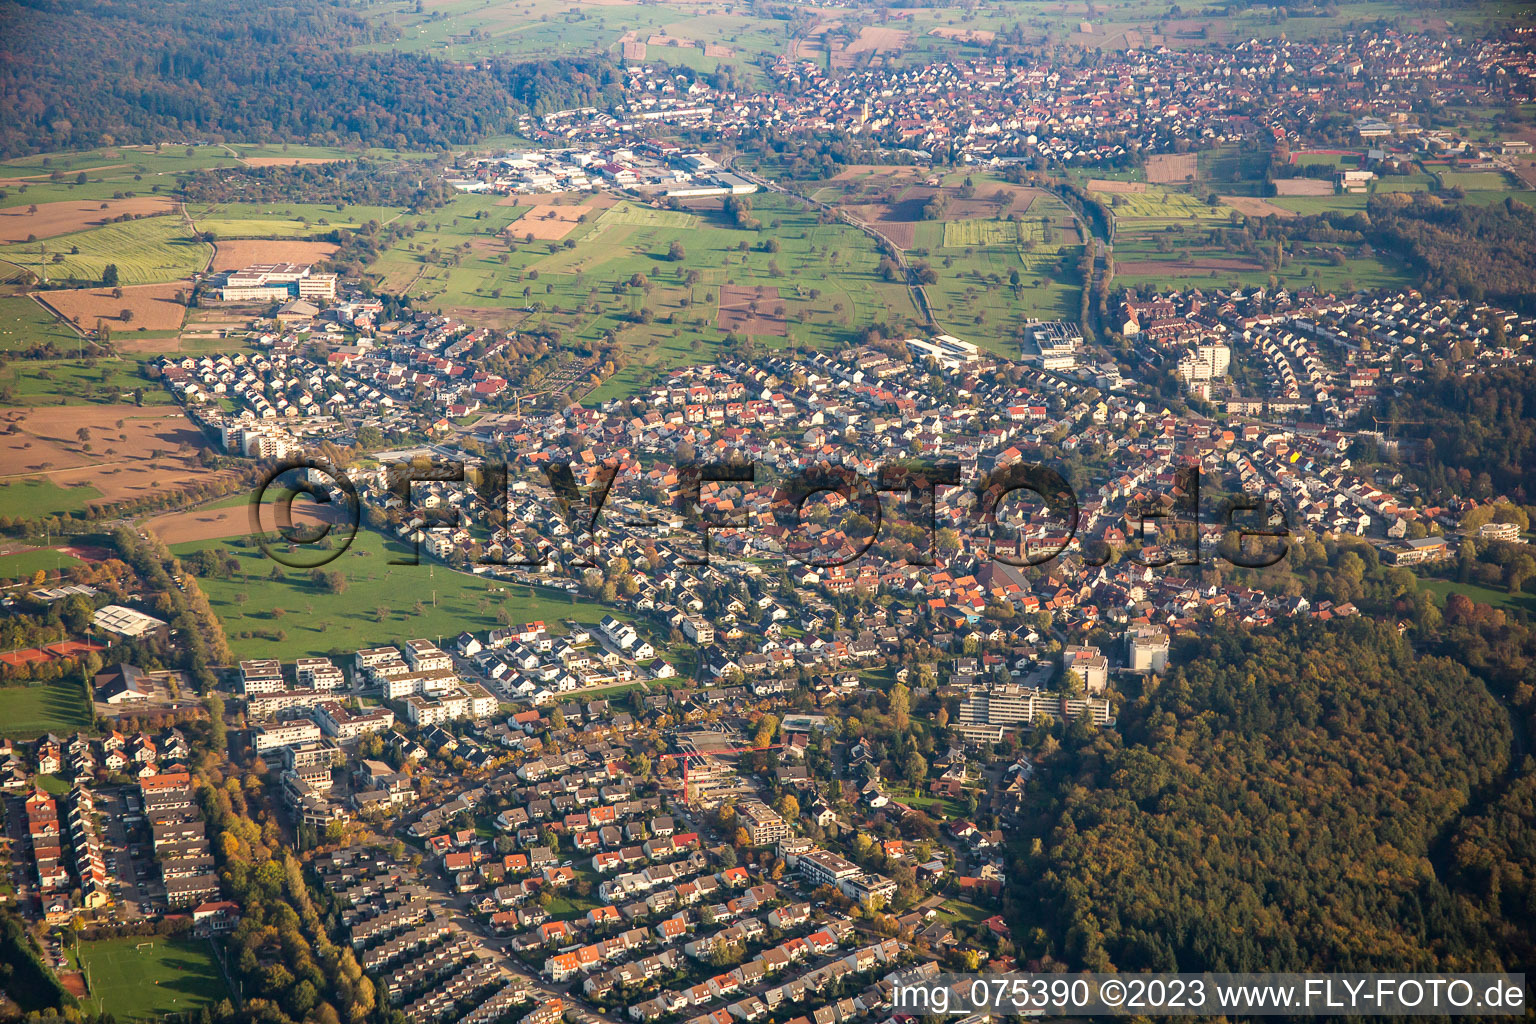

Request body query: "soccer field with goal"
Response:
[75, 937, 229, 1020]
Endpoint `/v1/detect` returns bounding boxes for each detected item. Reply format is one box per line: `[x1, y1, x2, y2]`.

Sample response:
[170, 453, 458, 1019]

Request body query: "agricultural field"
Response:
[595, 202, 697, 230]
[1145, 153, 1199, 184]
[37, 280, 192, 336]
[210, 239, 339, 271]
[172, 528, 646, 662]
[1268, 192, 1374, 216]
[0, 197, 179, 245]
[942, 219, 1020, 247]
[369, 189, 921, 398]
[1272, 178, 1338, 197]
[509, 204, 594, 241]
[0, 216, 211, 286]
[1103, 187, 1236, 236]
[0, 679, 93, 738]
[70, 937, 228, 1020]
[1111, 235, 1409, 293]
[0, 402, 224, 520]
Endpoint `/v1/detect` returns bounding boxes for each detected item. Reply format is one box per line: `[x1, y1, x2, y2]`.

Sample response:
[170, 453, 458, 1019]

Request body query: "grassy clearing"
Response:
[72, 937, 228, 1020]
[0, 679, 93, 738]
[934, 895, 995, 928]
[1420, 577, 1536, 618]
[173, 528, 651, 661]
[0, 476, 104, 519]
[0, 295, 79, 352]
[0, 356, 170, 406]
[0, 216, 210, 286]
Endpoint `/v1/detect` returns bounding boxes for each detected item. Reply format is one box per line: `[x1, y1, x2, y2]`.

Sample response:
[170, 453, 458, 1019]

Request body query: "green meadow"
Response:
[369, 189, 923, 397]
[0, 295, 80, 352]
[0, 356, 171, 406]
[173, 527, 653, 661]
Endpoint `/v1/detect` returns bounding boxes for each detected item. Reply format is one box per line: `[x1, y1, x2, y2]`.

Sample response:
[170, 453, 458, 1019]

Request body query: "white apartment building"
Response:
[254, 720, 322, 751]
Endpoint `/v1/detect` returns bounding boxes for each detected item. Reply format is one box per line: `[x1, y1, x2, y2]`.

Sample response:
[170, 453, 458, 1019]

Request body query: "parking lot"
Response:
[92, 787, 161, 920]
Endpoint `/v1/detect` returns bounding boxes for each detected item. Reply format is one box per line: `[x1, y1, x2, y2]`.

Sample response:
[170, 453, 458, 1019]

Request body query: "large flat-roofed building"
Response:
[92, 604, 169, 641]
[240, 659, 285, 695]
[254, 720, 322, 752]
[1383, 536, 1451, 565]
[218, 263, 336, 302]
[799, 849, 860, 888]
[399, 683, 498, 726]
[296, 657, 346, 691]
[314, 701, 395, 741]
[1127, 629, 1169, 673]
[906, 334, 979, 370]
[1062, 645, 1109, 695]
[955, 683, 1112, 738]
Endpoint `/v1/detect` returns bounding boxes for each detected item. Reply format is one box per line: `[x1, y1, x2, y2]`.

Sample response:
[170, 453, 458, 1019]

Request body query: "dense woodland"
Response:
[1015, 619, 1533, 973]
[1371, 362, 1536, 500]
[1365, 193, 1536, 310]
[0, 0, 625, 155]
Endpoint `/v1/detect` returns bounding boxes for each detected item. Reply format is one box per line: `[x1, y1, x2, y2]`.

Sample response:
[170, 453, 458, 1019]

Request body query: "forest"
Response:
[0, 0, 626, 155]
[1014, 619, 1532, 973]
[1363, 193, 1536, 309]
[1372, 362, 1536, 500]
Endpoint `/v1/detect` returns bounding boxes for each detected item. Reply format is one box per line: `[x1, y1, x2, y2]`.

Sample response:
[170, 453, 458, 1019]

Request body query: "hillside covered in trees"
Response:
[1015, 619, 1530, 973]
[0, 0, 625, 155]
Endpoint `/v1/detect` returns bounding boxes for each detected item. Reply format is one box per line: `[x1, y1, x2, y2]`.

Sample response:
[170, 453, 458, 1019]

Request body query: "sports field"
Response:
[0, 679, 93, 737]
[0, 546, 82, 581]
[74, 937, 229, 1020]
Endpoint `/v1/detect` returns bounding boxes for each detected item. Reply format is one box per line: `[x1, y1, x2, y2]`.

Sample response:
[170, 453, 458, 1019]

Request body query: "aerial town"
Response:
[0, 2, 1533, 1023]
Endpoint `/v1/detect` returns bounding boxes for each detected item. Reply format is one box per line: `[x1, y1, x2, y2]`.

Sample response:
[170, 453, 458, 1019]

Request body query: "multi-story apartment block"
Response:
[735, 800, 789, 846]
